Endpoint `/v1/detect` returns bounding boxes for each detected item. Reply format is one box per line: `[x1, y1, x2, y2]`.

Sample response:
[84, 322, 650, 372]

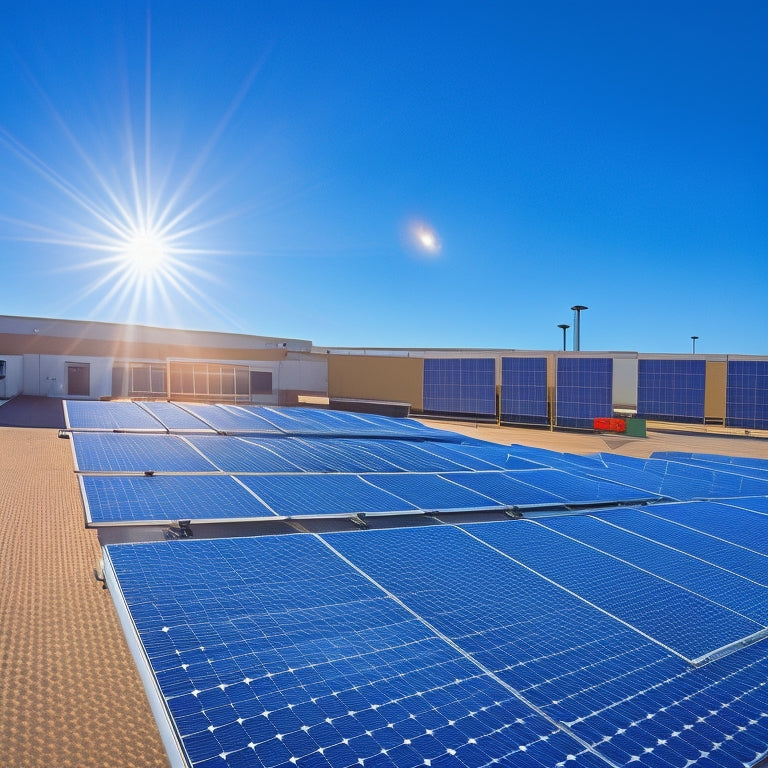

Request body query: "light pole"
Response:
[557, 324, 570, 351]
[571, 305, 588, 351]
[691, 335, 699, 354]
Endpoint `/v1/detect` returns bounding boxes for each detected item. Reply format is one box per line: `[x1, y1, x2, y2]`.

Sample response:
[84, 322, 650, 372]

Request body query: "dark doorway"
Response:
[67, 364, 90, 396]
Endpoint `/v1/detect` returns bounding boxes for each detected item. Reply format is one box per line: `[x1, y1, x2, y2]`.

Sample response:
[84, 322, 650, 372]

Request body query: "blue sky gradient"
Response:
[1, 1, 766, 353]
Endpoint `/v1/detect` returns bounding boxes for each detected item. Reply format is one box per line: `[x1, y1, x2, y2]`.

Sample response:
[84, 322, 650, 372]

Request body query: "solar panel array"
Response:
[726, 360, 768, 430]
[65, 401, 768, 768]
[636, 359, 706, 424]
[555, 358, 613, 429]
[422, 358, 496, 419]
[500, 357, 549, 426]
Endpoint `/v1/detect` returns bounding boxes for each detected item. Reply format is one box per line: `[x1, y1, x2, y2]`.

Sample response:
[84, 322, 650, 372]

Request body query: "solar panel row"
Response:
[67, 403, 768, 768]
[105, 518, 768, 768]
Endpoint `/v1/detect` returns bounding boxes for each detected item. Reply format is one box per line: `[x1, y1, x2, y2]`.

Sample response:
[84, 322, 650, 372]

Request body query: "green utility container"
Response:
[624, 418, 646, 437]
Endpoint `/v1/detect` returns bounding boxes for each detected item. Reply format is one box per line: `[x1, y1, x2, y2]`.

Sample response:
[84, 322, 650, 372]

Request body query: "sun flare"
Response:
[123, 230, 170, 274]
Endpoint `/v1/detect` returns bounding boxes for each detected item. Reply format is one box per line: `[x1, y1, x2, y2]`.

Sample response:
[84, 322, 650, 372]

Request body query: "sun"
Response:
[123, 229, 170, 275]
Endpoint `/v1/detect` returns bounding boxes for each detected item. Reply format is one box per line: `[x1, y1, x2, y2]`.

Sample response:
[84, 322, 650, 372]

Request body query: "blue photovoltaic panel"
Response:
[555, 358, 613, 429]
[539, 514, 768, 624]
[238, 474, 419, 517]
[82, 475, 276, 523]
[726, 359, 768, 429]
[441, 471, 566, 507]
[590, 506, 768, 586]
[345, 439, 470, 472]
[413, 442, 529, 470]
[314, 438, 420, 472]
[105, 534, 605, 768]
[423, 358, 496, 417]
[364, 473, 503, 511]
[636, 358, 706, 423]
[71, 433, 218, 473]
[184, 435, 304, 473]
[648, 500, 768, 553]
[64, 400, 164, 431]
[725, 496, 768, 514]
[179, 404, 284, 434]
[139, 401, 216, 432]
[258, 406, 452, 439]
[652, 450, 768, 471]
[240, 436, 370, 472]
[469, 520, 764, 661]
[500, 357, 549, 425]
[328, 524, 768, 768]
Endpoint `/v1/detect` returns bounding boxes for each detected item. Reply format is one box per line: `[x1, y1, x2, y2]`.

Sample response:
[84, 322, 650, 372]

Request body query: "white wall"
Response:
[279, 359, 328, 394]
[612, 356, 638, 410]
[19, 355, 114, 398]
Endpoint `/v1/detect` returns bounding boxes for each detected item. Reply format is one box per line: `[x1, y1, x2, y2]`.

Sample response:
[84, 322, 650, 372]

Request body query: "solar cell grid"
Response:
[363, 473, 503, 512]
[593, 507, 768, 587]
[64, 399, 165, 431]
[180, 404, 283, 434]
[238, 474, 419, 517]
[139, 401, 215, 431]
[105, 535, 606, 768]
[500, 357, 549, 426]
[646, 501, 768, 554]
[238, 436, 352, 472]
[440, 470, 566, 507]
[555, 358, 613, 430]
[327, 524, 768, 768]
[72, 432, 218, 473]
[468, 520, 764, 663]
[726, 359, 768, 430]
[423, 358, 496, 417]
[636, 359, 706, 423]
[82, 475, 276, 524]
[184, 435, 304, 473]
[539, 514, 768, 625]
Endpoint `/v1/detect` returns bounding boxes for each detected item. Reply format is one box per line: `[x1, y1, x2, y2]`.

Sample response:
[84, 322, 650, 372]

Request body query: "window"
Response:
[250, 371, 273, 395]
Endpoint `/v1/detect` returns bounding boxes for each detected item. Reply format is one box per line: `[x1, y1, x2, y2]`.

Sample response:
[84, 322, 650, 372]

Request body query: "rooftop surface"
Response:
[1, 397, 767, 768]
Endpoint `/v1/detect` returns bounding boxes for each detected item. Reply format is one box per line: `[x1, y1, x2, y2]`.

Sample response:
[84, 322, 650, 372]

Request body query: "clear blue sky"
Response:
[1, 1, 766, 354]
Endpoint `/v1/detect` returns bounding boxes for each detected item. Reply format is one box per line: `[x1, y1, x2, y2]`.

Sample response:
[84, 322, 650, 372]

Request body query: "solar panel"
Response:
[179, 403, 284, 434]
[555, 358, 613, 430]
[138, 401, 216, 432]
[637, 359, 706, 423]
[645, 500, 768, 553]
[326, 524, 768, 768]
[184, 435, 305, 473]
[592, 506, 768, 587]
[71, 433, 218, 473]
[82, 475, 276, 524]
[104, 534, 608, 768]
[363, 473, 504, 512]
[64, 400, 165, 431]
[439, 471, 566, 508]
[238, 474, 419, 518]
[500, 357, 549, 426]
[468, 520, 765, 664]
[423, 358, 496, 418]
[726, 359, 768, 430]
[538, 514, 768, 624]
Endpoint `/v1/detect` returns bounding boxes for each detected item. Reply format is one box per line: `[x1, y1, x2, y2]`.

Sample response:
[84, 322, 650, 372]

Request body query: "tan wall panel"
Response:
[705, 361, 727, 421]
[328, 355, 424, 410]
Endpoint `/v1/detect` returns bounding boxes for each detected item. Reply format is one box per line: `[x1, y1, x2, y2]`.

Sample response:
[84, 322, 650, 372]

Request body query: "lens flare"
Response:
[407, 219, 442, 257]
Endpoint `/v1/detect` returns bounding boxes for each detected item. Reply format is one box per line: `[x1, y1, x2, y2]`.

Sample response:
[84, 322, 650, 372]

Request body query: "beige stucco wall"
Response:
[705, 361, 727, 421]
[328, 355, 424, 410]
